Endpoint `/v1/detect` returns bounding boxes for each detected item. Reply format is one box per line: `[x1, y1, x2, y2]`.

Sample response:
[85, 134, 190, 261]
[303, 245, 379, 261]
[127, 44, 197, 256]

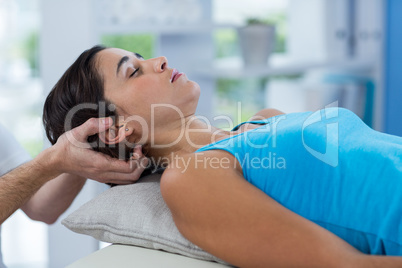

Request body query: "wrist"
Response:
[33, 146, 64, 179]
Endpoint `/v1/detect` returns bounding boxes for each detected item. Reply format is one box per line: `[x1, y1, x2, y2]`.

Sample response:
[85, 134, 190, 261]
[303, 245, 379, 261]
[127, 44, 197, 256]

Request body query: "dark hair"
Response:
[43, 45, 132, 160]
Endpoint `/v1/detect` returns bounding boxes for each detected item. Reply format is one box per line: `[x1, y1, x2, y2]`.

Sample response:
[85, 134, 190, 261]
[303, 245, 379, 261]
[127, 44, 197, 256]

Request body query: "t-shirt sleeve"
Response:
[0, 123, 32, 176]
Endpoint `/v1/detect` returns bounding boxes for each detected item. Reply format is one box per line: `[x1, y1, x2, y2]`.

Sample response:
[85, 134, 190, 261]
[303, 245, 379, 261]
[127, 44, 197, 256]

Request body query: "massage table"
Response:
[67, 244, 231, 267]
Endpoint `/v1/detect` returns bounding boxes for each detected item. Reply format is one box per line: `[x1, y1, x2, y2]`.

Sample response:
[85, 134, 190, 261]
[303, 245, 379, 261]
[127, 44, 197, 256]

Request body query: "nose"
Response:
[154, 56, 168, 73]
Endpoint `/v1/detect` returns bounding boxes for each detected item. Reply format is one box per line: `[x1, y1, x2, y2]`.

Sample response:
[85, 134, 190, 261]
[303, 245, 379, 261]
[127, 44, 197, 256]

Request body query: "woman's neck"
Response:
[144, 115, 231, 167]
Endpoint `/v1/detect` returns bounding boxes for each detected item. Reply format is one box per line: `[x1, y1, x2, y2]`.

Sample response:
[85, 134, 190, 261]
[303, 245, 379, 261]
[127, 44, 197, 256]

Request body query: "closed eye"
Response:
[129, 68, 139, 78]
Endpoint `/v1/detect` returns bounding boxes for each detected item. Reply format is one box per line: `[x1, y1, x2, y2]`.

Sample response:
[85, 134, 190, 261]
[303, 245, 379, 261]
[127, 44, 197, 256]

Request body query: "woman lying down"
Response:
[43, 45, 402, 267]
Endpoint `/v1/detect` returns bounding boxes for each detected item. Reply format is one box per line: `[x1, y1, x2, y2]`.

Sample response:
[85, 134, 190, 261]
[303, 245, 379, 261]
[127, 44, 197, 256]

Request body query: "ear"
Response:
[98, 125, 133, 145]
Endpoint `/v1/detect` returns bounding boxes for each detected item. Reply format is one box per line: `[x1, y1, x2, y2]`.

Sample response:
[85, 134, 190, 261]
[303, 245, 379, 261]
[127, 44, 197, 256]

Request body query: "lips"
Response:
[170, 68, 183, 83]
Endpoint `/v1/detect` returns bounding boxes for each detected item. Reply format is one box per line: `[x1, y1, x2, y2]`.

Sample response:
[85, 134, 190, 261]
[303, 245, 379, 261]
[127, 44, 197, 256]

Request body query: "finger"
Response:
[131, 161, 149, 179]
[128, 157, 150, 173]
[99, 158, 150, 182]
[99, 171, 140, 183]
[131, 144, 144, 160]
[86, 152, 138, 174]
[129, 157, 150, 180]
[105, 180, 136, 185]
[134, 144, 144, 155]
[139, 157, 150, 169]
[97, 156, 149, 175]
[107, 158, 141, 173]
[72, 117, 113, 142]
[80, 151, 150, 183]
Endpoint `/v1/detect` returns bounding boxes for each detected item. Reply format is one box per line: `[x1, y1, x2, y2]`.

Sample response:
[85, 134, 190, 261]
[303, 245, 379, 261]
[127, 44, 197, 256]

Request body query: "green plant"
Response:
[101, 34, 155, 59]
[244, 13, 287, 53]
[21, 139, 43, 158]
[214, 29, 239, 58]
[16, 30, 40, 76]
[246, 17, 275, 26]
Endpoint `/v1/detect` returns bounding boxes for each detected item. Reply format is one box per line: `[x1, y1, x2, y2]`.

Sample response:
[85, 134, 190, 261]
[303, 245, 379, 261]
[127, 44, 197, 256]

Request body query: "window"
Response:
[212, 0, 290, 127]
[0, 0, 47, 267]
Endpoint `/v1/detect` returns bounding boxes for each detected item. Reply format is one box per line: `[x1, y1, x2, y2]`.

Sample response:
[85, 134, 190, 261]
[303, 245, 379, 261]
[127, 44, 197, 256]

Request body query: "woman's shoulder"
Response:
[162, 150, 241, 181]
[250, 108, 285, 121]
[233, 108, 286, 132]
[160, 151, 243, 209]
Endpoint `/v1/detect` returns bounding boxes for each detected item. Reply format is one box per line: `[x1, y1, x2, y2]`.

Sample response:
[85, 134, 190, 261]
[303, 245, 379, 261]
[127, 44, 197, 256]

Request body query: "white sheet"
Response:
[67, 244, 232, 268]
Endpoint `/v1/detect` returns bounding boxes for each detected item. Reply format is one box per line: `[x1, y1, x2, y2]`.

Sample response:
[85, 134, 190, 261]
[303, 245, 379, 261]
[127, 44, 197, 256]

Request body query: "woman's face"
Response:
[96, 48, 200, 131]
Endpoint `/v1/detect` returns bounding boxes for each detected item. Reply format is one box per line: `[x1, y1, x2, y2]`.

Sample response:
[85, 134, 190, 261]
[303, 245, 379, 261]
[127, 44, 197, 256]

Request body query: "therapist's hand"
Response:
[49, 117, 149, 185]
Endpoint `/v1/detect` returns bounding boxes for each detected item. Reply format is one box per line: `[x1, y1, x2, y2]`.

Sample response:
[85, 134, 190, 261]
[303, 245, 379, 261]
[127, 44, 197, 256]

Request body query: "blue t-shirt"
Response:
[196, 108, 402, 255]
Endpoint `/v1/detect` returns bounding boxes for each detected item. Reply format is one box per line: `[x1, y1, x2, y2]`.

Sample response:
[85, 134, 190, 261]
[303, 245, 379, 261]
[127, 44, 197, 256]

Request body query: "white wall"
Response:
[40, 0, 101, 267]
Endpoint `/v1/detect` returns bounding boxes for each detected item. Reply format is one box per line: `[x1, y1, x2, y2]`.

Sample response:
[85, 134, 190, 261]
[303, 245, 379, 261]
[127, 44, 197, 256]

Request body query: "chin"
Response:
[180, 83, 200, 113]
[191, 83, 201, 103]
[191, 81, 201, 95]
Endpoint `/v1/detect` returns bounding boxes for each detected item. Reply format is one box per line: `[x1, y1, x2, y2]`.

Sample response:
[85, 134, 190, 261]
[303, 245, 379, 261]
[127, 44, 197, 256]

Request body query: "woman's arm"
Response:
[161, 150, 402, 268]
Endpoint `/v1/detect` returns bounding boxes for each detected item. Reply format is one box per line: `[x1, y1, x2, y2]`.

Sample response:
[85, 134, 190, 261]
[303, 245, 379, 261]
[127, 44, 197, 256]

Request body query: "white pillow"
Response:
[62, 173, 229, 265]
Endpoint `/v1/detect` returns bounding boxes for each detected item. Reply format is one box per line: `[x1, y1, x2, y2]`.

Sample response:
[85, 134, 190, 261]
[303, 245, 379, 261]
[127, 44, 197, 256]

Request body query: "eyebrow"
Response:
[116, 56, 129, 76]
[116, 53, 144, 76]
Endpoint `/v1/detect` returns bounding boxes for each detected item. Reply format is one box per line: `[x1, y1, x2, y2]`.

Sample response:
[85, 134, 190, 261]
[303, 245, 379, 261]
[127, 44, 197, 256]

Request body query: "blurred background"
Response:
[0, 0, 400, 267]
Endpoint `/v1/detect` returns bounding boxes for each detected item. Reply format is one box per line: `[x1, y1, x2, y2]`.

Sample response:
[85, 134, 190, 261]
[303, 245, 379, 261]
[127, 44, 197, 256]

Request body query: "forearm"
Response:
[21, 173, 86, 224]
[0, 116, 144, 225]
[0, 147, 61, 225]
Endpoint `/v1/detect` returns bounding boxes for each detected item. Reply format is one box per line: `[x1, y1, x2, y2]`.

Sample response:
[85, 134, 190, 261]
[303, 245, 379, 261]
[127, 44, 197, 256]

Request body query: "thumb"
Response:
[71, 117, 113, 142]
